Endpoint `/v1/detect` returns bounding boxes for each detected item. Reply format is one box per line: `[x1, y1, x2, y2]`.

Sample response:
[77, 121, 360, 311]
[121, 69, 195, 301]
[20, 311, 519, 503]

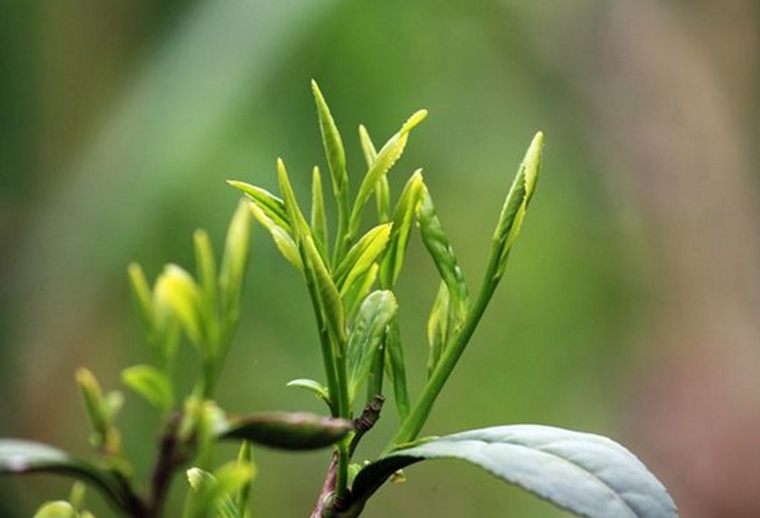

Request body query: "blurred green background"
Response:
[2, 1, 760, 517]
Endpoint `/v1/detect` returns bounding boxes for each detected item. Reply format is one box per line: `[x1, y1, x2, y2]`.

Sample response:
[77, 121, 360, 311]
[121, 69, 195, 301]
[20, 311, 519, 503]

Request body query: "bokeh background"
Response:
[2, 1, 759, 517]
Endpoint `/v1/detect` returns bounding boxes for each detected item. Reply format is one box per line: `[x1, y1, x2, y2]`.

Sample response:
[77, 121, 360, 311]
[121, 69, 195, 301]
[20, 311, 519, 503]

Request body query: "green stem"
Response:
[335, 438, 350, 500]
[384, 245, 503, 451]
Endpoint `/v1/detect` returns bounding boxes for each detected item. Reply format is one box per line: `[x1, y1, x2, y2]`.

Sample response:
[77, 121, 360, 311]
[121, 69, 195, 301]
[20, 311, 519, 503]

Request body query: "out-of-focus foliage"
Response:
[1, 1, 759, 518]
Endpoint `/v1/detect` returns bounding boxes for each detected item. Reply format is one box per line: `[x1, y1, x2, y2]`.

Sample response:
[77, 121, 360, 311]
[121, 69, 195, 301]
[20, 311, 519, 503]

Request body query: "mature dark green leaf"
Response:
[0, 440, 132, 513]
[346, 291, 398, 403]
[217, 412, 352, 451]
[352, 425, 678, 518]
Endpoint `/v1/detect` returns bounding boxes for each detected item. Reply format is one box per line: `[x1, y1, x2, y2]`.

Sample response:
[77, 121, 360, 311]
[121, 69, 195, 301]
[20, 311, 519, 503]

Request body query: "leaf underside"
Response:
[352, 425, 678, 518]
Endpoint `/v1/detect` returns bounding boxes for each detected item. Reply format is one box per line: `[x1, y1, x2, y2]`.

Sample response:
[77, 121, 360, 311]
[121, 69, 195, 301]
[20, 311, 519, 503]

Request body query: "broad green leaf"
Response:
[334, 224, 392, 295]
[276, 158, 311, 242]
[248, 202, 302, 270]
[217, 412, 352, 451]
[384, 318, 409, 421]
[227, 180, 291, 234]
[359, 125, 391, 222]
[416, 183, 469, 323]
[32, 501, 75, 518]
[349, 109, 428, 237]
[154, 264, 204, 349]
[127, 263, 156, 342]
[426, 281, 450, 377]
[0, 440, 130, 513]
[121, 365, 173, 412]
[352, 425, 678, 518]
[311, 80, 349, 205]
[491, 131, 543, 280]
[346, 291, 398, 404]
[311, 166, 329, 256]
[379, 170, 423, 287]
[219, 199, 253, 329]
[286, 378, 331, 405]
[302, 235, 345, 343]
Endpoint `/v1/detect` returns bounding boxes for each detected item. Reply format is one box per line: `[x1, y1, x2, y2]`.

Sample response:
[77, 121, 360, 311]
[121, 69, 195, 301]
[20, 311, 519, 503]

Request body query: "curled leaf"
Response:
[217, 412, 352, 451]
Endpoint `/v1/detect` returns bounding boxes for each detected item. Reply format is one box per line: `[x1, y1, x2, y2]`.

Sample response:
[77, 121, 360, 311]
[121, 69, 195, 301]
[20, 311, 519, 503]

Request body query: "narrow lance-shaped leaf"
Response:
[490, 131, 543, 281]
[346, 291, 398, 404]
[359, 124, 390, 222]
[384, 318, 410, 421]
[416, 183, 469, 323]
[235, 441, 255, 518]
[343, 263, 380, 321]
[193, 229, 219, 346]
[379, 170, 424, 288]
[227, 180, 292, 234]
[217, 412, 353, 451]
[219, 199, 253, 333]
[334, 223, 392, 296]
[302, 234, 346, 345]
[277, 158, 311, 243]
[127, 263, 156, 344]
[248, 202, 303, 270]
[75, 369, 121, 456]
[0, 440, 134, 514]
[121, 365, 173, 412]
[352, 425, 679, 518]
[311, 166, 329, 256]
[348, 109, 428, 238]
[311, 80, 349, 209]
[426, 281, 450, 377]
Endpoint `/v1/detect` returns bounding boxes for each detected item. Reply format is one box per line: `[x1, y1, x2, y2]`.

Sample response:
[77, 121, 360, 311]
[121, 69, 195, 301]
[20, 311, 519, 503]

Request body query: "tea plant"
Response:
[0, 82, 678, 518]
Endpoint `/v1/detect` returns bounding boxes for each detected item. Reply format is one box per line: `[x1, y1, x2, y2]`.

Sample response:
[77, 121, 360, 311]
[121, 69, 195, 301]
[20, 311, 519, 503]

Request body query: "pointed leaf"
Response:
[302, 235, 345, 343]
[33, 501, 76, 518]
[416, 183, 469, 322]
[127, 263, 156, 343]
[346, 291, 398, 403]
[349, 110, 428, 237]
[154, 264, 204, 349]
[335, 224, 392, 295]
[218, 199, 252, 332]
[379, 170, 423, 287]
[121, 365, 173, 412]
[491, 131, 544, 280]
[227, 180, 291, 234]
[276, 158, 311, 242]
[359, 125, 391, 222]
[217, 412, 352, 451]
[311, 80, 349, 203]
[384, 318, 410, 420]
[426, 281, 450, 377]
[311, 166, 329, 255]
[343, 263, 379, 320]
[248, 202, 303, 270]
[193, 230, 218, 325]
[352, 425, 678, 518]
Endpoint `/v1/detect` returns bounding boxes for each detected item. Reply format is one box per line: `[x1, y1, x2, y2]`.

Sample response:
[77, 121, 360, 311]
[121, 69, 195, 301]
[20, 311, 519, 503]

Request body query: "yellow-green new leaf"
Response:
[248, 202, 302, 271]
[75, 369, 110, 449]
[312, 80, 349, 205]
[193, 229, 218, 329]
[426, 281, 450, 377]
[335, 224, 392, 295]
[385, 318, 410, 420]
[359, 125, 391, 222]
[349, 109, 428, 237]
[346, 291, 398, 404]
[33, 501, 76, 518]
[343, 263, 379, 319]
[227, 180, 291, 234]
[492, 132, 544, 280]
[154, 264, 204, 349]
[311, 166, 329, 255]
[127, 263, 156, 342]
[219, 199, 253, 329]
[380, 170, 424, 287]
[302, 235, 345, 343]
[277, 158, 311, 243]
[121, 365, 173, 412]
[286, 378, 331, 406]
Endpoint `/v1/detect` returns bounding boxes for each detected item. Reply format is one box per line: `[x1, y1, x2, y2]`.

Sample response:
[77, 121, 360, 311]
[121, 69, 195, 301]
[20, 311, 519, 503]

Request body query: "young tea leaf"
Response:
[311, 166, 329, 256]
[302, 234, 345, 344]
[121, 365, 173, 412]
[416, 183, 469, 323]
[193, 229, 218, 326]
[346, 291, 398, 404]
[276, 158, 311, 243]
[379, 170, 423, 287]
[359, 125, 391, 222]
[248, 202, 303, 270]
[286, 378, 331, 406]
[227, 180, 291, 234]
[334, 224, 392, 296]
[349, 110, 428, 238]
[384, 318, 410, 421]
[127, 263, 156, 343]
[426, 281, 451, 377]
[219, 199, 253, 332]
[217, 412, 352, 451]
[311, 80, 349, 207]
[352, 425, 679, 518]
[32, 501, 76, 518]
[342, 263, 380, 320]
[154, 264, 204, 350]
